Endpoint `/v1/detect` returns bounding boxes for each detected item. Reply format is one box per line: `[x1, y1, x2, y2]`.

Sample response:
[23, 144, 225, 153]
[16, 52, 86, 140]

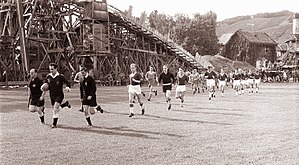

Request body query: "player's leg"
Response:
[166, 89, 172, 110]
[83, 105, 92, 126]
[148, 84, 153, 101]
[51, 95, 63, 128]
[136, 94, 145, 115]
[128, 92, 135, 117]
[180, 91, 185, 107]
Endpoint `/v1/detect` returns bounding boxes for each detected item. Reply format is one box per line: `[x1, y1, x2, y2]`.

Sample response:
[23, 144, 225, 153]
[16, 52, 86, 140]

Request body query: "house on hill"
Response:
[221, 29, 277, 69]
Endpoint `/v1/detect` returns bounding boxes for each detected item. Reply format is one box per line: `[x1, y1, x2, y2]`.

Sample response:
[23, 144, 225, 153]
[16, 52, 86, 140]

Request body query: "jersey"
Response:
[204, 71, 217, 79]
[82, 75, 96, 97]
[130, 72, 142, 85]
[46, 72, 71, 97]
[158, 72, 175, 85]
[218, 74, 227, 81]
[177, 74, 189, 85]
[233, 74, 241, 80]
[189, 73, 200, 83]
[29, 77, 43, 99]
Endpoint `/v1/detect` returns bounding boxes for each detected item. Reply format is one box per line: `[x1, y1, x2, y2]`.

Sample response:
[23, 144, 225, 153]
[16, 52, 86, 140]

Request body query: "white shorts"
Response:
[254, 79, 261, 85]
[206, 79, 215, 88]
[176, 85, 186, 92]
[240, 80, 246, 86]
[219, 80, 226, 87]
[128, 85, 141, 95]
[233, 80, 241, 87]
[248, 79, 254, 85]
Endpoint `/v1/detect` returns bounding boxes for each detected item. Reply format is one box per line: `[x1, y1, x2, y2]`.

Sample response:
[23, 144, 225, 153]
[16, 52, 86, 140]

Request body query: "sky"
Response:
[108, 0, 299, 21]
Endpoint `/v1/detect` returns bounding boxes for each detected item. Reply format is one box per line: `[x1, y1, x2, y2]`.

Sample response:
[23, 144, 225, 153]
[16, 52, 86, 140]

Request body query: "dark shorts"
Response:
[162, 85, 172, 93]
[50, 94, 64, 106]
[30, 97, 45, 107]
[82, 96, 97, 107]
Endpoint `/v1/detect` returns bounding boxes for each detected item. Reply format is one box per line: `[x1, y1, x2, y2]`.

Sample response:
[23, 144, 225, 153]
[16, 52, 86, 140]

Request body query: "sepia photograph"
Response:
[0, 0, 298, 164]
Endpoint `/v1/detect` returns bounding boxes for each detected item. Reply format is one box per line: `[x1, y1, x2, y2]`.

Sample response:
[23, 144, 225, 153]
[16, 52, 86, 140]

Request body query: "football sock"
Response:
[53, 118, 58, 126]
[86, 117, 92, 126]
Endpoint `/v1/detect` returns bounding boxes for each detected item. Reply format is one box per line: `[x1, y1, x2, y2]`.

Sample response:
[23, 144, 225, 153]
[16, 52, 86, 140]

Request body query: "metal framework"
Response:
[0, 0, 202, 84]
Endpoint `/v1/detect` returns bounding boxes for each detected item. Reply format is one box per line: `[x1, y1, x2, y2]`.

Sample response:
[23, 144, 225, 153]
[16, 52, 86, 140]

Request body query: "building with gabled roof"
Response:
[221, 29, 277, 69]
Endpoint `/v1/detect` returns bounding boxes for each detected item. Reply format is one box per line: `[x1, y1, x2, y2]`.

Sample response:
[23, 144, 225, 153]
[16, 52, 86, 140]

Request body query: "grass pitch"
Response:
[1, 83, 299, 164]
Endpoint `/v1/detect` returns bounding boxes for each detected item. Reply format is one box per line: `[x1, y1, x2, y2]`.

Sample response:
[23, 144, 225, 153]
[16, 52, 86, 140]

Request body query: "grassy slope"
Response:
[216, 11, 294, 44]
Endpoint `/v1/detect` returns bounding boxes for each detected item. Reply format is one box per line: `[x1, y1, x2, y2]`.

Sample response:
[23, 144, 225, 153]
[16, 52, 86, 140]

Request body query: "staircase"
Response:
[107, 5, 202, 69]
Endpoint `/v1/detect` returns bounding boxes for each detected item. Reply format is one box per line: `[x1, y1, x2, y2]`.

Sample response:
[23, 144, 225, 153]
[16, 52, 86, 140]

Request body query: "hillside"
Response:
[216, 10, 294, 44]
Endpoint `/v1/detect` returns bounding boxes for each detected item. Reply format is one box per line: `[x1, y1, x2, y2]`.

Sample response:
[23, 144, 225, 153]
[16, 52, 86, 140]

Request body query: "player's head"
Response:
[49, 63, 58, 74]
[80, 66, 88, 77]
[208, 65, 212, 71]
[29, 68, 37, 79]
[149, 65, 154, 71]
[130, 63, 137, 72]
[220, 68, 224, 74]
[162, 65, 168, 73]
[178, 68, 184, 76]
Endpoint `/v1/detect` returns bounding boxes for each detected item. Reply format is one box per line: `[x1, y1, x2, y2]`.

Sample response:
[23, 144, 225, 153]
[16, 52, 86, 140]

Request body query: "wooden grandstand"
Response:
[0, 0, 202, 85]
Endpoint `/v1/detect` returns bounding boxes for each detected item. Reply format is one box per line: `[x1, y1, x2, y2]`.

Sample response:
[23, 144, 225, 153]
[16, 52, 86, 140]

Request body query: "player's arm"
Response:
[73, 72, 80, 83]
[61, 75, 71, 91]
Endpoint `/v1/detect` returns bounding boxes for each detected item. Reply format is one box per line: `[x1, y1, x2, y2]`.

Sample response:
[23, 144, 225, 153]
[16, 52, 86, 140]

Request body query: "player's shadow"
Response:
[172, 109, 245, 116]
[58, 125, 182, 139]
[143, 114, 233, 126]
[105, 111, 233, 125]
[58, 125, 155, 139]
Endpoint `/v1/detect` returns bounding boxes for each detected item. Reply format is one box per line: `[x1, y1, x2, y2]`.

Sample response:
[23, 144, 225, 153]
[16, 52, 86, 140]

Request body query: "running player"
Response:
[28, 69, 45, 124]
[145, 65, 157, 101]
[189, 69, 200, 94]
[218, 69, 228, 97]
[175, 68, 189, 107]
[239, 69, 245, 94]
[128, 63, 145, 117]
[158, 65, 175, 110]
[204, 66, 217, 100]
[233, 69, 241, 95]
[254, 70, 261, 93]
[80, 66, 97, 127]
[46, 63, 71, 128]
[248, 69, 255, 93]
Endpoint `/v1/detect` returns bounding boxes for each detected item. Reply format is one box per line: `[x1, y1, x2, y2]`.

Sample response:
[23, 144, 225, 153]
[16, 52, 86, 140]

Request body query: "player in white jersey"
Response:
[145, 66, 157, 101]
[189, 69, 200, 94]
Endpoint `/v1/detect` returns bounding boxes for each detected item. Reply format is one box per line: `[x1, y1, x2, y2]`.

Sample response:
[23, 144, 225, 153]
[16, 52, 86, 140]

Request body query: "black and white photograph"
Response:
[0, 0, 298, 164]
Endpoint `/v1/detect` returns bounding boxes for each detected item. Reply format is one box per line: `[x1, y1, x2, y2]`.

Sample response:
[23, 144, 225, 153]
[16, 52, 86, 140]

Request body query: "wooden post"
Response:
[16, 0, 29, 79]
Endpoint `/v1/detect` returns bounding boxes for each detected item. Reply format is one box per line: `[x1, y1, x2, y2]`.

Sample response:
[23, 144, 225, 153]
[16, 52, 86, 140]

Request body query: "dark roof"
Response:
[236, 30, 277, 45]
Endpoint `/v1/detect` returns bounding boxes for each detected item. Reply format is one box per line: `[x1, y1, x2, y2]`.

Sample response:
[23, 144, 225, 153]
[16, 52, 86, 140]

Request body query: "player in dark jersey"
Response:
[175, 68, 189, 107]
[233, 69, 241, 95]
[128, 63, 145, 117]
[247, 69, 255, 93]
[204, 66, 217, 100]
[80, 67, 98, 127]
[218, 69, 228, 97]
[158, 65, 175, 110]
[28, 69, 45, 124]
[46, 63, 71, 128]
